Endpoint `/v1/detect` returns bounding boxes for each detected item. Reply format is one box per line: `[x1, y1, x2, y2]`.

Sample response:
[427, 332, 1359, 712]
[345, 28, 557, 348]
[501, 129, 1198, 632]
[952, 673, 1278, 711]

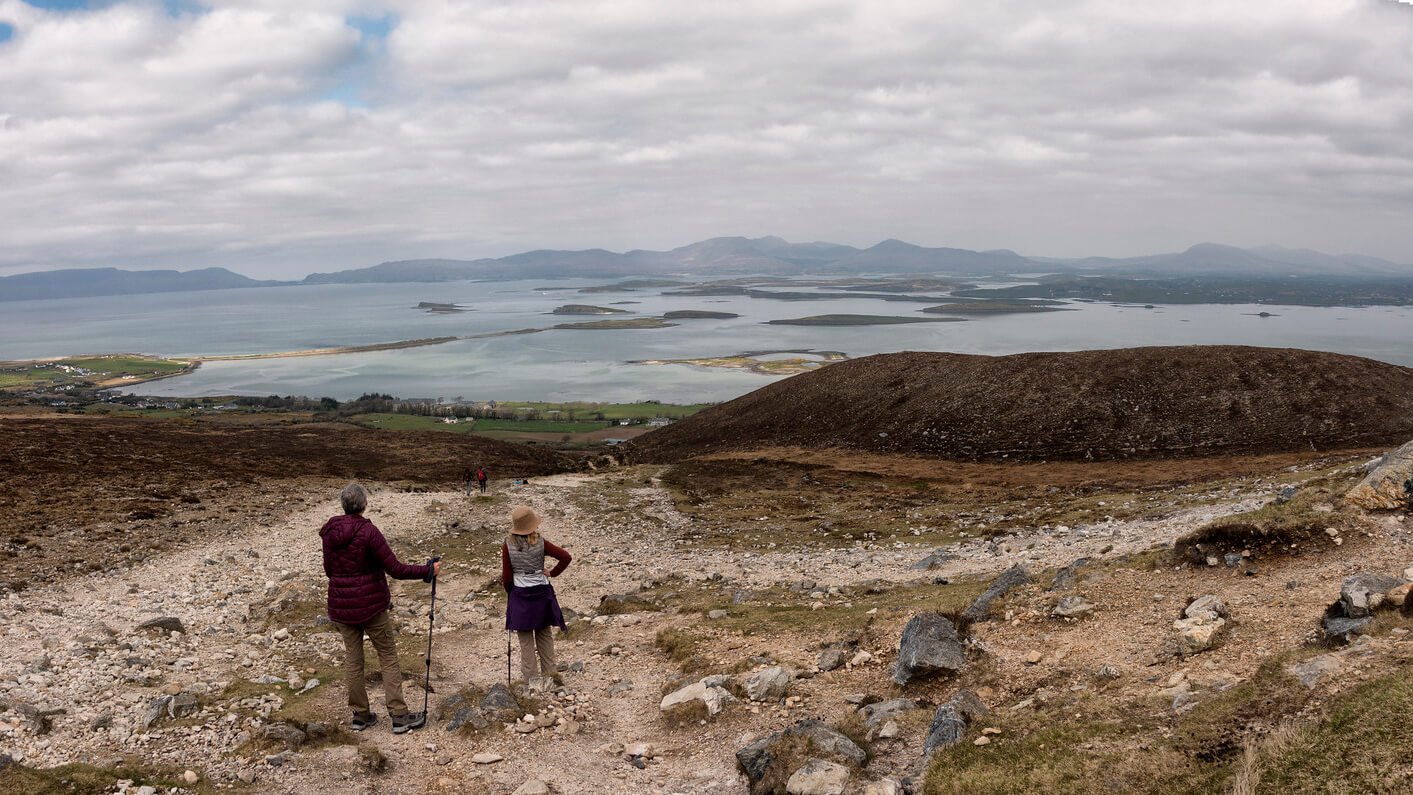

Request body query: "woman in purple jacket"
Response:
[321, 483, 440, 734]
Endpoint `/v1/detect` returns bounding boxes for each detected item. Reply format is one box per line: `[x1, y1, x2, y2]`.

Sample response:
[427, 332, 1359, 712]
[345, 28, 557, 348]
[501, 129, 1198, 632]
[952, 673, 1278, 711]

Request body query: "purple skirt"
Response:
[505, 582, 566, 632]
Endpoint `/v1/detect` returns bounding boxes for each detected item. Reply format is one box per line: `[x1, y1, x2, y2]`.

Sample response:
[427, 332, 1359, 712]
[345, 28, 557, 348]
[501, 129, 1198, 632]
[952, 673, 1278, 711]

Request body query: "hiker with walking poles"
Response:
[501, 505, 572, 687]
[320, 483, 440, 734]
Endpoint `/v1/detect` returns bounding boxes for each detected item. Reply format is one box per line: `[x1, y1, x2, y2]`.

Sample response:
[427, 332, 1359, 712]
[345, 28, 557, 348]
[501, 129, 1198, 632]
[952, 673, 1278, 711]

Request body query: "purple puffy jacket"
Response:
[320, 514, 431, 625]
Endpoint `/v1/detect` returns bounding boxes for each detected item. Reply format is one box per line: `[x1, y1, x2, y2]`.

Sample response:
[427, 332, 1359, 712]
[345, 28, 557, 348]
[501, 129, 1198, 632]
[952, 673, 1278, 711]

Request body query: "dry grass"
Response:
[0, 761, 215, 795]
[1174, 469, 1366, 562]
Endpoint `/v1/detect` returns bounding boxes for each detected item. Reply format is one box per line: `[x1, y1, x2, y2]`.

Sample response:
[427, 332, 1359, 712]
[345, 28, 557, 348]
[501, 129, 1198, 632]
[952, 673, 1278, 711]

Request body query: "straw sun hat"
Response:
[510, 505, 542, 536]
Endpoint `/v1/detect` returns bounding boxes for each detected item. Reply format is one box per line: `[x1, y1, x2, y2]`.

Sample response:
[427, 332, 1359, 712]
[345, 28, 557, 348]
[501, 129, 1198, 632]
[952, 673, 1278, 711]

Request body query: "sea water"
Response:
[3, 279, 1410, 402]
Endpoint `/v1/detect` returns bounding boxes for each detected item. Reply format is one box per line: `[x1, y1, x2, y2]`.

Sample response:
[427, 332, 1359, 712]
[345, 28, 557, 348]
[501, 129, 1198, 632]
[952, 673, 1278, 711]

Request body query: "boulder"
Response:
[1184, 595, 1228, 621]
[1387, 582, 1413, 608]
[786, 758, 849, 795]
[598, 593, 651, 615]
[892, 613, 966, 685]
[141, 696, 173, 730]
[660, 678, 733, 718]
[744, 667, 792, 701]
[480, 683, 520, 715]
[736, 721, 866, 793]
[1339, 573, 1404, 618]
[512, 781, 551, 795]
[862, 779, 903, 795]
[1323, 615, 1372, 644]
[923, 689, 988, 755]
[1174, 616, 1226, 654]
[962, 565, 1031, 622]
[1345, 439, 1413, 510]
[1052, 595, 1095, 618]
[817, 648, 847, 672]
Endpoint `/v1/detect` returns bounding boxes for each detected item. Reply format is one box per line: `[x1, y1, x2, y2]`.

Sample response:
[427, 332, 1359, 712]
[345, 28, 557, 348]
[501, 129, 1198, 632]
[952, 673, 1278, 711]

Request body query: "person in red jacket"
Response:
[320, 483, 441, 734]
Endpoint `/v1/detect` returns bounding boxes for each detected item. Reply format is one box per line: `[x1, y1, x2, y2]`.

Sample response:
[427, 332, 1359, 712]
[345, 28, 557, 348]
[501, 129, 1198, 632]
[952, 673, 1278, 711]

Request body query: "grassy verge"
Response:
[0, 761, 213, 795]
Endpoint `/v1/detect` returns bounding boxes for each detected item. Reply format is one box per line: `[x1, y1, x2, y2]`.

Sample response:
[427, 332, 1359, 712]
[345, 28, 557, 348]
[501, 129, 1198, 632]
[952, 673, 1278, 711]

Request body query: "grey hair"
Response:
[340, 483, 369, 515]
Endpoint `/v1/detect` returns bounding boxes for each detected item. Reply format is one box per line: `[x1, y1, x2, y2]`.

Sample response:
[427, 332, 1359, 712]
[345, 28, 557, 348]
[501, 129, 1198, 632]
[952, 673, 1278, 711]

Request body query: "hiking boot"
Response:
[350, 713, 378, 732]
[391, 712, 427, 734]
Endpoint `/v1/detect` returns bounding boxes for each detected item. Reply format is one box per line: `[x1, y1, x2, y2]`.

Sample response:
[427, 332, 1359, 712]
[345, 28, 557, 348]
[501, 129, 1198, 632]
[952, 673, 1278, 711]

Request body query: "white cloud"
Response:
[0, 0, 1411, 277]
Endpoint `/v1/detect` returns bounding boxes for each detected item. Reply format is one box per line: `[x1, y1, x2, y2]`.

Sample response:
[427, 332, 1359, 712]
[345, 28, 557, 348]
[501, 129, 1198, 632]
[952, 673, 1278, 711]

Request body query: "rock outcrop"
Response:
[962, 565, 1030, 622]
[1345, 440, 1413, 510]
[892, 613, 966, 685]
[924, 689, 988, 755]
[1174, 595, 1228, 654]
[736, 720, 867, 795]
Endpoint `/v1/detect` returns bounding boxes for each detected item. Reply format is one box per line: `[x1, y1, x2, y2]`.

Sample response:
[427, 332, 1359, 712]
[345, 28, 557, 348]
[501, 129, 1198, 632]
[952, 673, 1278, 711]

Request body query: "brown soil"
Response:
[0, 415, 574, 591]
[628, 346, 1413, 463]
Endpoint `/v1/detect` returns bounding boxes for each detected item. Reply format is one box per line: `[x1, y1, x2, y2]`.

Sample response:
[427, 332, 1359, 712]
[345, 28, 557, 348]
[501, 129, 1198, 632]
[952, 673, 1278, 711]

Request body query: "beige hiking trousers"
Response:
[334, 609, 409, 717]
[517, 627, 556, 681]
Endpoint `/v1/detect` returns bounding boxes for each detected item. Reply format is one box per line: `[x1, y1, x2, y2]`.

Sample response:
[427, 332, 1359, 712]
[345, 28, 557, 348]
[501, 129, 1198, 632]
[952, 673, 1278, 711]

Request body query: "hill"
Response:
[628, 346, 1413, 462]
[0, 266, 287, 302]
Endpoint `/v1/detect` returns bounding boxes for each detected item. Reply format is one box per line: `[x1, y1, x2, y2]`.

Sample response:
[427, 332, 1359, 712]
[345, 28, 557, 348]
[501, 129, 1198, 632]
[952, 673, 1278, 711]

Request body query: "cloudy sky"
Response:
[2, 0, 1412, 278]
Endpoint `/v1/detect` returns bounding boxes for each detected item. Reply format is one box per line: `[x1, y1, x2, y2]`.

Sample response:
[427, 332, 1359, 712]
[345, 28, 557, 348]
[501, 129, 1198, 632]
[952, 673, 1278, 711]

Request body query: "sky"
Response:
[2, 0, 1412, 279]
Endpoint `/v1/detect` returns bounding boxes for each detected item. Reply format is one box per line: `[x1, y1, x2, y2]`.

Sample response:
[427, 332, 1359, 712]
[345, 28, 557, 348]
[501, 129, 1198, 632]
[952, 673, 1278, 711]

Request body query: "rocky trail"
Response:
[5, 453, 1413, 794]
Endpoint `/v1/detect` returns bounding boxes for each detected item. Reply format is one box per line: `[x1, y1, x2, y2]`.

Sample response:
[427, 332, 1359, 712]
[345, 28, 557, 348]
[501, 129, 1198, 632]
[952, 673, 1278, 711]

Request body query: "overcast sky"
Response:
[2, 0, 1412, 278]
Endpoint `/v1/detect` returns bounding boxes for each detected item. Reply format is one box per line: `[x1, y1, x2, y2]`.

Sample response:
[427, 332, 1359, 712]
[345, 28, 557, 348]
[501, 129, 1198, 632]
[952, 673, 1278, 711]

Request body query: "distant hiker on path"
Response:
[463, 467, 475, 497]
[320, 483, 440, 734]
[476, 466, 490, 494]
[501, 505, 572, 684]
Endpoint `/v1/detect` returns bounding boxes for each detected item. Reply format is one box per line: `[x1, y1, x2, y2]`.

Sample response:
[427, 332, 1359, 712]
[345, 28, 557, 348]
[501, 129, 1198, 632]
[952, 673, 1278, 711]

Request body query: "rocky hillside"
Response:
[628, 346, 1413, 462]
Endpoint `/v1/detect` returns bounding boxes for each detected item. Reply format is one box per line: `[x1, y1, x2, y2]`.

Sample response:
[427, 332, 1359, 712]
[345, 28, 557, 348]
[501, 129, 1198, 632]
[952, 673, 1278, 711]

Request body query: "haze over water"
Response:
[5, 278, 1411, 403]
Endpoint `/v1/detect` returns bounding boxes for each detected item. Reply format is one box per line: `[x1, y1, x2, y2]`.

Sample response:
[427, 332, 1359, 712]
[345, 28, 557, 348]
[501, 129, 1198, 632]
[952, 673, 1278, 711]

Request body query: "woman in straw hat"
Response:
[501, 505, 572, 684]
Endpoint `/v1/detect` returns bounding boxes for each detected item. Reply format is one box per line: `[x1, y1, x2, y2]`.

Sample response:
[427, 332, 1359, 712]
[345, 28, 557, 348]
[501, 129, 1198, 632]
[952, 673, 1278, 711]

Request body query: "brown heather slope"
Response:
[0, 415, 575, 589]
[628, 345, 1413, 462]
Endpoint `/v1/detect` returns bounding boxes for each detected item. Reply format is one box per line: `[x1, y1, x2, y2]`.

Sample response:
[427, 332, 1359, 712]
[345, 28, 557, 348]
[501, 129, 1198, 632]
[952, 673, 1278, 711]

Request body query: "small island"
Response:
[554, 318, 677, 330]
[920, 300, 1068, 315]
[632, 349, 848, 375]
[551, 304, 631, 315]
[767, 314, 967, 326]
[662, 310, 740, 320]
[415, 302, 469, 314]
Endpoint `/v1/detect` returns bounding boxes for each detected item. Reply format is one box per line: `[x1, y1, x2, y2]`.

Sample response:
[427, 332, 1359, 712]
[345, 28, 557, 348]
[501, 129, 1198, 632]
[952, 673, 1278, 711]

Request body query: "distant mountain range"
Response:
[3, 238, 1411, 301]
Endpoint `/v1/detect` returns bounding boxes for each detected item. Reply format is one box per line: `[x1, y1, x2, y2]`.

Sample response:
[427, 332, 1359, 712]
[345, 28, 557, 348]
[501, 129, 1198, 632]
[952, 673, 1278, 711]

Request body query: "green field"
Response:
[350, 413, 610, 435]
[495, 401, 710, 420]
[0, 354, 192, 392]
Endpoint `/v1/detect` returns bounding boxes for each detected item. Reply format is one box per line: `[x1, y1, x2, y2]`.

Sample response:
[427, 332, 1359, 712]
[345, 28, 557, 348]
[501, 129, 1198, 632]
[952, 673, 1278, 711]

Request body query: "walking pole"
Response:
[423, 555, 441, 718]
[506, 630, 512, 686]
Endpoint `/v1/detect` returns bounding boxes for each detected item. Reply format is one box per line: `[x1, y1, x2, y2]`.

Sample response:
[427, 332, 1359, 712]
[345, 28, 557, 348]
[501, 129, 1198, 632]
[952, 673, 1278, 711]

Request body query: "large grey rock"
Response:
[736, 720, 866, 788]
[1340, 573, 1404, 618]
[1323, 615, 1372, 644]
[817, 648, 847, 672]
[923, 689, 988, 755]
[962, 565, 1031, 622]
[446, 706, 489, 731]
[141, 696, 173, 730]
[1345, 439, 1413, 510]
[480, 683, 519, 714]
[786, 758, 849, 795]
[892, 613, 966, 685]
[1184, 595, 1228, 621]
[744, 667, 792, 701]
[661, 679, 733, 717]
[168, 693, 199, 718]
[512, 781, 550, 795]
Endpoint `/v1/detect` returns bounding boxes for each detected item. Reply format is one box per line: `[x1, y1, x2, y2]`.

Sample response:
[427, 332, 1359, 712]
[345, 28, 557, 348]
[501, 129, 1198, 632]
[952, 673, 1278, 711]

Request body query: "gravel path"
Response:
[0, 469, 1285, 794]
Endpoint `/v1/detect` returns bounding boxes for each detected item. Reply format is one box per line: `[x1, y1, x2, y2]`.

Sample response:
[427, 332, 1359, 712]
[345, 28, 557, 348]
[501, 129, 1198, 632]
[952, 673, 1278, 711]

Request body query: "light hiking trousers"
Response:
[517, 627, 556, 681]
[334, 609, 409, 717]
